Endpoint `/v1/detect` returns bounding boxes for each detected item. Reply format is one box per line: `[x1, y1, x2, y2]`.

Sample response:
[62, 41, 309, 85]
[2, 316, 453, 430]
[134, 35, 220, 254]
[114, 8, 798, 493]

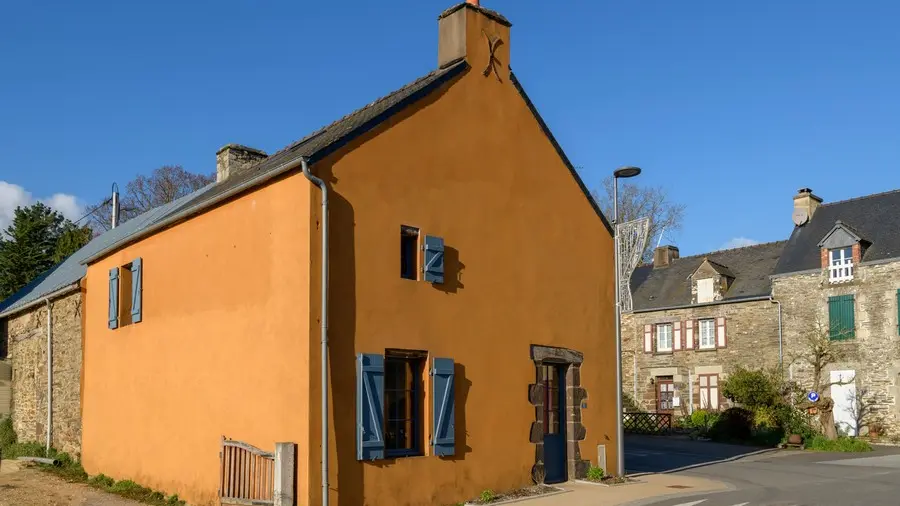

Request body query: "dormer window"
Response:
[829, 247, 853, 282]
[697, 278, 715, 303]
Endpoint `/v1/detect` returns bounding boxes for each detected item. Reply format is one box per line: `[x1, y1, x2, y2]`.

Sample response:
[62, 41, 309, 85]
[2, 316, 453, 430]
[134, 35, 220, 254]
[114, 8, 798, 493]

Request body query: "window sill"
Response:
[697, 346, 718, 352]
[385, 450, 425, 459]
[654, 350, 673, 355]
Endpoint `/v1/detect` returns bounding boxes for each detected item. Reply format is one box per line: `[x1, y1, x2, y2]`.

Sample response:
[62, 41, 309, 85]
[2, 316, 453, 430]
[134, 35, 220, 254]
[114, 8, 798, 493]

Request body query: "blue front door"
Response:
[542, 364, 567, 483]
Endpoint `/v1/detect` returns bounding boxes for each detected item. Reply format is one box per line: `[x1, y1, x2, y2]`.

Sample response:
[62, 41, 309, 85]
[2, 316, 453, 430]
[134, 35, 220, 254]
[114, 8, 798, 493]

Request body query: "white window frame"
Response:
[829, 247, 853, 283]
[698, 319, 717, 349]
[656, 323, 673, 352]
[697, 278, 715, 303]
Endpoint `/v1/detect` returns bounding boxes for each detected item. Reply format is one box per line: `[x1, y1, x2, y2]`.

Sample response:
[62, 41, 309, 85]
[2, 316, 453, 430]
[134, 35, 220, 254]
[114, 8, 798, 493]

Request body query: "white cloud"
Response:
[721, 237, 760, 250]
[0, 181, 84, 232]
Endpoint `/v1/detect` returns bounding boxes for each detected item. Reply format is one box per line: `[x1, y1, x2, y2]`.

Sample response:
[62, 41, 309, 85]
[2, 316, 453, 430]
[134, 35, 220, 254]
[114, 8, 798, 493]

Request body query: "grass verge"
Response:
[805, 435, 873, 452]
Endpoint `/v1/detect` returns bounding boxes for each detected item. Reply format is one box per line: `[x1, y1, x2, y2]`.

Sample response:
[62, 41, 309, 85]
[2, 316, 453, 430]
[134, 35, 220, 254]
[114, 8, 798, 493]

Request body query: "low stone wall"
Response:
[5, 290, 83, 457]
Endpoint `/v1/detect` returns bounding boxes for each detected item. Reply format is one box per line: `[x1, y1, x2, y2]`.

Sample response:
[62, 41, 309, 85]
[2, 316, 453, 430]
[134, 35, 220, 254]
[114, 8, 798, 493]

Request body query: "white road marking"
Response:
[671, 501, 706, 506]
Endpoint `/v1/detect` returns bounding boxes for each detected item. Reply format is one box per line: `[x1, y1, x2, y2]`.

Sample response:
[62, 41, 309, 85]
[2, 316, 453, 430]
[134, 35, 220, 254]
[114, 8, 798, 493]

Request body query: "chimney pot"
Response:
[653, 245, 679, 269]
[216, 144, 268, 183]
[466, 0, 480, 5]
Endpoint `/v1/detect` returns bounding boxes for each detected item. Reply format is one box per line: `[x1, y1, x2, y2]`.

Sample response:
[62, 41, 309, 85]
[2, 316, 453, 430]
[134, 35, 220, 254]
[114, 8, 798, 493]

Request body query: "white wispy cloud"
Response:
[0, 181, 84, 232]
[721, 237, 760, 250]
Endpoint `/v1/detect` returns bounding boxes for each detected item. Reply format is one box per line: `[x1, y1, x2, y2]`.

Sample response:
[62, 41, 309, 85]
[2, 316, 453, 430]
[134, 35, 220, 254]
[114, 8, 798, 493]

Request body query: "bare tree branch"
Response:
[592, 176, 686, 263]
[88, 165, 214, 232]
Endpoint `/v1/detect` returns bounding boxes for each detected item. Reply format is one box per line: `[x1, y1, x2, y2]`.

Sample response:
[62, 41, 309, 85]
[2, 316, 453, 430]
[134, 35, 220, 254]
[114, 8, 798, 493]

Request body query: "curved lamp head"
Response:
[614, 166, 642, 179]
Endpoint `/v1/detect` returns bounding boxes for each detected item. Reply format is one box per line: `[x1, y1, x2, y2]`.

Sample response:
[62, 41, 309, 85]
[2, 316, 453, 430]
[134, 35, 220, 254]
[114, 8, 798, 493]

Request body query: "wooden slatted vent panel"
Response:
[219, 437, 276, 506]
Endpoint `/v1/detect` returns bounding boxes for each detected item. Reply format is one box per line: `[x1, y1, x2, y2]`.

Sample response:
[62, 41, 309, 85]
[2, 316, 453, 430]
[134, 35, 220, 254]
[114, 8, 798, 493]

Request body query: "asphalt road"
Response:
[625, 436, 900, 506]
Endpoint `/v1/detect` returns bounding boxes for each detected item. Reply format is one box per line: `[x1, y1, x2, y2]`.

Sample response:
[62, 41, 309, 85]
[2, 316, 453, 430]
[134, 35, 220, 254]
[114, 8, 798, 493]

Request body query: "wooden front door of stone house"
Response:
[656, 377, 675, 414]
[542, 363, 567, 483]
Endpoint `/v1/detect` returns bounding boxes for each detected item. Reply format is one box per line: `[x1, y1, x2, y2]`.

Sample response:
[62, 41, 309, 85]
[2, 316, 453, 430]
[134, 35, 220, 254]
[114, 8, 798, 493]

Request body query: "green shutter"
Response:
[828, 295, 855, 340]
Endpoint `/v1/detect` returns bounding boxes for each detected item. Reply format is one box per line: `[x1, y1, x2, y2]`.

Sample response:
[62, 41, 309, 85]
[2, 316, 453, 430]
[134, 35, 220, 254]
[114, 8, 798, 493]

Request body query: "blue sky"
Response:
[2, 0, 899, 254]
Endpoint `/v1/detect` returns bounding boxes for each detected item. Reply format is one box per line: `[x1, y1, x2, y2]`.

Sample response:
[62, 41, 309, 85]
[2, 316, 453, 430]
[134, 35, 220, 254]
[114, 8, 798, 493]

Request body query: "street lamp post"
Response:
[612, 166, 641, 477]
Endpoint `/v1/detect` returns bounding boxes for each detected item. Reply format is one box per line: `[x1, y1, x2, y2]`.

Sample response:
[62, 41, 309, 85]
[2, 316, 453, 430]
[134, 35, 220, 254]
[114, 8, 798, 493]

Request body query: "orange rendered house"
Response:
[79, 3, 618, 505]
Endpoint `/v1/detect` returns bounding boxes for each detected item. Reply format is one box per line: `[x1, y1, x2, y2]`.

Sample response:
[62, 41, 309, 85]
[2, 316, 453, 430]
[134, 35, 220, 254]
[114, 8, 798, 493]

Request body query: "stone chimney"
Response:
[216, 144, 268, 183]
[438, 1, 511, 70]
[792, 188, 822, 226]
[653, 245, 679, 269]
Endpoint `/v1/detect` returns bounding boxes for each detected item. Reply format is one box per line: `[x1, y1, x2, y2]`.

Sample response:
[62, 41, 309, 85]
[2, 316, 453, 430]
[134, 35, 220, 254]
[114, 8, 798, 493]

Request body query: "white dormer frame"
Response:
[818, 220, 862, 284]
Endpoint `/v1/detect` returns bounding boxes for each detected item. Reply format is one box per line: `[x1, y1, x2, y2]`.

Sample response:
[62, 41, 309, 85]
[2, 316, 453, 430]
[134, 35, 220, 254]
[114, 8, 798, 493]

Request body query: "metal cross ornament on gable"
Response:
[481, 29, 504, 82]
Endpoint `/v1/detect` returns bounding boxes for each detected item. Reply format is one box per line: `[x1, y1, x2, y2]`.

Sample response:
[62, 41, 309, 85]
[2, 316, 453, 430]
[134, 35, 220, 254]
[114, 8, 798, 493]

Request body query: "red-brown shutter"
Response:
[685, 320, 693, 349]
[673, 321, 682, 351]
[643, 324, 652, 353]
[716, 317, 727, 348]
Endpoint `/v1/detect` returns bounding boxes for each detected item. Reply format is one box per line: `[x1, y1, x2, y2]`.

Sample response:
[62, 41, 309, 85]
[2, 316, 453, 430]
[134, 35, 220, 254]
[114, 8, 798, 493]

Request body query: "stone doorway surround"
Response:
[528, 344, 590, 482]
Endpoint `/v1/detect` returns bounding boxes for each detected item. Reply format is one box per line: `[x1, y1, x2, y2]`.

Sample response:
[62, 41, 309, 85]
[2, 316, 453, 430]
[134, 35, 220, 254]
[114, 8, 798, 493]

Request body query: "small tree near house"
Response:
[788, 319, 856, 440]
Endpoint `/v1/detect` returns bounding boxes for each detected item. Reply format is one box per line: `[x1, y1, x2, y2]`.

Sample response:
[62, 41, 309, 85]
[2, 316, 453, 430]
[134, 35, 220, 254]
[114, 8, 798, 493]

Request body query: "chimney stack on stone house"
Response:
[438, 0, 511, 70]
[792, 187, 822, 226]
[653, 245, 679, 268]
[216, 144, 268, 183]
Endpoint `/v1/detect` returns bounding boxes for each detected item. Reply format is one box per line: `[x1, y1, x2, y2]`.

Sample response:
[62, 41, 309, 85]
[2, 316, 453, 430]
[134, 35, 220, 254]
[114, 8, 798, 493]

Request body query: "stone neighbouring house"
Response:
[1, 290, 83, 456]
[623, 241, 785, 415]
[772, 188, 900, 436]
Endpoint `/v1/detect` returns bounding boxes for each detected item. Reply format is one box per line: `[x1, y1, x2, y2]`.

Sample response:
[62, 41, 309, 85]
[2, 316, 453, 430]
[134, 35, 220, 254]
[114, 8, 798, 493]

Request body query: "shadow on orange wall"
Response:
[433, 246, 464, 295]
[326, 178, 365, 506]
[446, 362, 472, 461]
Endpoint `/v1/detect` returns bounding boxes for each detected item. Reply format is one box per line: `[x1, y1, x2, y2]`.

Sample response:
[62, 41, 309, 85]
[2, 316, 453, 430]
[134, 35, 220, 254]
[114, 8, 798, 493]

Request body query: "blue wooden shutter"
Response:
[108, 267, 119, 329]
[431, 357, 455, 457]
[130, 258, 143, 324]
[356, 353, 385, 461]
[423, 235, 445, 284]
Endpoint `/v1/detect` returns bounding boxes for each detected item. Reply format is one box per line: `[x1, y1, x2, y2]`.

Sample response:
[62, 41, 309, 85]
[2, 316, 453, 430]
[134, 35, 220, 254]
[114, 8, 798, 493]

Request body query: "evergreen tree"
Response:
[0, 203, 91, 299]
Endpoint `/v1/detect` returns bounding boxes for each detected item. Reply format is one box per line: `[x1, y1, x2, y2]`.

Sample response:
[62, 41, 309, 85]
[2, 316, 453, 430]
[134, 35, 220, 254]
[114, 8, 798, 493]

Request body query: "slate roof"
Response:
[83, 59, 470, 264]
[0, 186, 213, 318]
[774, 189, 900, 275]
[629, 240, 787, 312]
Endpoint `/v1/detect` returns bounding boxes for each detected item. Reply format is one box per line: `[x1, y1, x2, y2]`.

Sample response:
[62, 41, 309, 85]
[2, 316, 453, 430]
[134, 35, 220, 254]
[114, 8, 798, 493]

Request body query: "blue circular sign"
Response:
[807, 391, 820, 402]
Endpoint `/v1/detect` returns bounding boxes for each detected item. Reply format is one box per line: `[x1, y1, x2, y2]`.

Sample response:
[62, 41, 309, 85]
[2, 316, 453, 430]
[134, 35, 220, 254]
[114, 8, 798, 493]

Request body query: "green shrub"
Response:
[623, 392, 645, 413]
[806, 436, 872, 452]
[89, 474, 116, 488]
[479, 489, 496, 503]
[0, 416, 16, 450]
[586, 466, 604, 481]
[708, 407, 754, 442]
[721, 367, 781, 409]
[776, 405, 819, 442]
[1, 441, 47, 459]
[690, 409, 720, 430]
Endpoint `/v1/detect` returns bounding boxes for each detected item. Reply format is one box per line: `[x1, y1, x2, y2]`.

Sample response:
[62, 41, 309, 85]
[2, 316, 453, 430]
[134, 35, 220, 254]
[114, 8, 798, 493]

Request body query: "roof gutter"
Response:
[629, 295, 771, 314]
[81, 153, 310, 265]
[0, 282, 81, 319]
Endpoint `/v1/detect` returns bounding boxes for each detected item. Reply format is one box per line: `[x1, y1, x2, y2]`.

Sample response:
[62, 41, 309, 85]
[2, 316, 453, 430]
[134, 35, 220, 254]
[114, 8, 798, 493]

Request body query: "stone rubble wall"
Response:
[622, 299, 781, 415]
[774, 260, 900, 435]
[5, 290, 83, 457]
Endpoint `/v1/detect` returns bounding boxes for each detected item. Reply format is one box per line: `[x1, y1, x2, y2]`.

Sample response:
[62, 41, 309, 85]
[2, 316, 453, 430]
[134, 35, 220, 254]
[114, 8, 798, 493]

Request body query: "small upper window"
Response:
[400, 226, 419, 280]
[697, 278, 715, 303]
[829, 247, 853, 283]
[698, 319, 716, 349]
[656, 323, 673, 352]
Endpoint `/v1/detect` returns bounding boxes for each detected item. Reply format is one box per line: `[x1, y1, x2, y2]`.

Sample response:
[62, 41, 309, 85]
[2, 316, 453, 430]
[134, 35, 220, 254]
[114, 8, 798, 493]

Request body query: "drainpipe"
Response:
[301, 157, 329, 506]
[770, 297, 783, 377]
[45, 299, 52, 454]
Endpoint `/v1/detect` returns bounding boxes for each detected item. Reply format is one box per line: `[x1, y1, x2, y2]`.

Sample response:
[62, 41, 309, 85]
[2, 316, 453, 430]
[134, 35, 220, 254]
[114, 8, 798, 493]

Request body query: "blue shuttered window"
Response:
[431, 357, 456, 457]
[108, 267, 119, 329]
[423, 235, 445, 284]
[828, 294, 856, 340]
[130, 258, 143, 324]
[356, 353, 385, 461]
